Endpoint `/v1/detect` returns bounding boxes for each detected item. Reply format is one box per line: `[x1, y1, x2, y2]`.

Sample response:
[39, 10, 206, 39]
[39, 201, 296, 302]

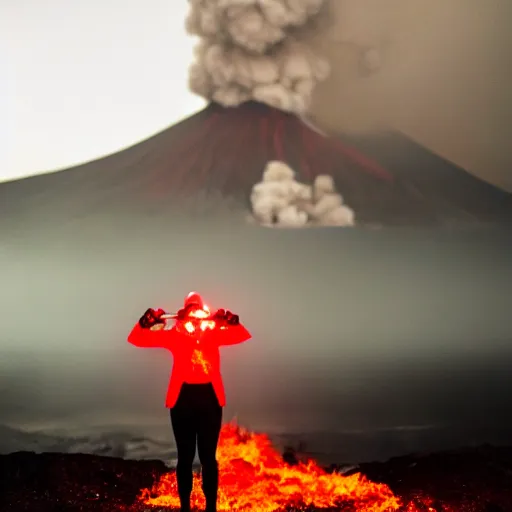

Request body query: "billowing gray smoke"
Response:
[249, 161, 355, 227]
[184, 0, 512, 192]
[308, 0, 512, 192]
[185, 0, 331, 115]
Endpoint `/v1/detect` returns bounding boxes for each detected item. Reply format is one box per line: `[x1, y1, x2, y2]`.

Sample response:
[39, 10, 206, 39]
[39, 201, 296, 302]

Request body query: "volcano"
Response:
[2, 101, 512, 227]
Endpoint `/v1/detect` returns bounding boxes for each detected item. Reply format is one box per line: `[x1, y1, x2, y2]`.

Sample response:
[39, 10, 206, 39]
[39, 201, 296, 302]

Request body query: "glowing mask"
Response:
[182, 304, 216, 334]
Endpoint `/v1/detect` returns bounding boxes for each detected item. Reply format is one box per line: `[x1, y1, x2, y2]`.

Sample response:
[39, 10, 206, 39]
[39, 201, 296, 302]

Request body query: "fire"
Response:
[139, 423, 407, 511]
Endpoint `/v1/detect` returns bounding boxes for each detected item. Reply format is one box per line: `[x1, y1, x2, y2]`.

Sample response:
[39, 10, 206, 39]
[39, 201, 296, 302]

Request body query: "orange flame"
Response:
[139, 423, 410, 511]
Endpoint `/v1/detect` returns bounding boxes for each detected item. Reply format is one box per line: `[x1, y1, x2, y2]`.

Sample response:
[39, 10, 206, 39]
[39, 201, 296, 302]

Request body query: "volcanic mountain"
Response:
[2, 101, 512, 227]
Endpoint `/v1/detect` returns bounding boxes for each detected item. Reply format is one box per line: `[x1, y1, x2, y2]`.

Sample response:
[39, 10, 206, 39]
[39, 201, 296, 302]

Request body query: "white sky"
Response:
[1, 0, 206, 183]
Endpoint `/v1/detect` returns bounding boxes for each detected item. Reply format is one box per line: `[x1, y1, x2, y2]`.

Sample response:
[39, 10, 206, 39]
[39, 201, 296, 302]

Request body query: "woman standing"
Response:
[127, 292, 251, 512]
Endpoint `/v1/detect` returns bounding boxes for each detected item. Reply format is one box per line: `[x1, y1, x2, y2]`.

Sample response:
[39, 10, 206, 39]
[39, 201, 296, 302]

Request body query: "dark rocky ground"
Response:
[353, 444, 512, 511]
[1, 444, 512, 512]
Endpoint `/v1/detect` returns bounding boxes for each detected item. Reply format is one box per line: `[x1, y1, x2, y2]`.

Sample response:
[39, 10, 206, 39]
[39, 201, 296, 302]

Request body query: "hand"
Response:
[213, 309, 239, 326]
[226, 310, 239, 326]
[139, 308, 165, 329]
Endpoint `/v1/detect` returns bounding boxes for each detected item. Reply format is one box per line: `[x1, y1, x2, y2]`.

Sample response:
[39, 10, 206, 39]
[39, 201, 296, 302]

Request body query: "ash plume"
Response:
[249, 161, 355, 227]
[185, 0, 331, 115]
[303, 0, 512, 194]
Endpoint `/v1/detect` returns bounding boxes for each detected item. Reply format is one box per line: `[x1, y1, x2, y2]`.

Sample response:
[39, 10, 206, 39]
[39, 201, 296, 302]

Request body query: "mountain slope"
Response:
[2, 101, 511, 227]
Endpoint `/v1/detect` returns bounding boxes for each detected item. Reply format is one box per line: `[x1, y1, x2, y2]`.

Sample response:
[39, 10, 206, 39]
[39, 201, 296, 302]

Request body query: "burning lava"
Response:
[139, 423, 433, 511]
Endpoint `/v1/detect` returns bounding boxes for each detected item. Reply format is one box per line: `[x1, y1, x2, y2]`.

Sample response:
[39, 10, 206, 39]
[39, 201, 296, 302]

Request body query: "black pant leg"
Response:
[197, 400, 223, 512]
[170, 406, 198, 509]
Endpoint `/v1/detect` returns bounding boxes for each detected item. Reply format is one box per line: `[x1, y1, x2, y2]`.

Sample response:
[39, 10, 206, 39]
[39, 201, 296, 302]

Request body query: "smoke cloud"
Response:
[184, 0, 512, 191]
[306, 0, 510, 134]
[249, 161, 355, 227]
[186, 0, 331, 115]
[305, 0, 512, 191]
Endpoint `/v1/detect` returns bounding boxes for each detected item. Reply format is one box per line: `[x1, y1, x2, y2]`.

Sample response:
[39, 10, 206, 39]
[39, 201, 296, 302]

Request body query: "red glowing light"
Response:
[127, 299, 251, 408]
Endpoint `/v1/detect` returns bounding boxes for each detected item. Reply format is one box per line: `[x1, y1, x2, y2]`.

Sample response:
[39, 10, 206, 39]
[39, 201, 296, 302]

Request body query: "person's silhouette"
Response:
[127, 292, 251, 512]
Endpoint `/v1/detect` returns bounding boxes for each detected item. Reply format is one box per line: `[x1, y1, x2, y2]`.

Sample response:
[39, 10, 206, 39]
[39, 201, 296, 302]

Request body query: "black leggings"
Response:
[170, 383, 223, 511]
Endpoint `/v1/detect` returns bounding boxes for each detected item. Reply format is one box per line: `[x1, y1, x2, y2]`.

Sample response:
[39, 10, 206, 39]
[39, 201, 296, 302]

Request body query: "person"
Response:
[127, 292, 251, 512]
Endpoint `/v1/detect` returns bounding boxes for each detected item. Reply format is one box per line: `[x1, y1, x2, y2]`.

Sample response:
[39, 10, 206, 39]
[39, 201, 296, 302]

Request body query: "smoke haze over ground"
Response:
[2, 209, 512, 462]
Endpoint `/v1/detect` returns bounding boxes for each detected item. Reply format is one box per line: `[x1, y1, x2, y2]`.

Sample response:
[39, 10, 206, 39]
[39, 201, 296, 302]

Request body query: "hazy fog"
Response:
[3, 0, 512, 463]
[309, 0, 512, 192]
[1, 208, 512, 460]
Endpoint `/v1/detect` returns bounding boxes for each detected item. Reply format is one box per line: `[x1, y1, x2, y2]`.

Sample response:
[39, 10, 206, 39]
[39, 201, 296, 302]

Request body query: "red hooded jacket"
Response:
[127, 313, 251, 408]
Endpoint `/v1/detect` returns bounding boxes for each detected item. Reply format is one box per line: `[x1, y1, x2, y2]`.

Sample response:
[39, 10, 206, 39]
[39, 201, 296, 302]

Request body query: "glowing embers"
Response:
[191, 349, 212, 375]
[139, 423, 403, 511]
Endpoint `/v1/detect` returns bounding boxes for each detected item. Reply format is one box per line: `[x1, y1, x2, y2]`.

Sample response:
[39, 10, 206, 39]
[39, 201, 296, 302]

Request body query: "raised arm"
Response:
[127, 323, 174, 348]
[127, 308, 179, 349]
[217, 324, 252, 346]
